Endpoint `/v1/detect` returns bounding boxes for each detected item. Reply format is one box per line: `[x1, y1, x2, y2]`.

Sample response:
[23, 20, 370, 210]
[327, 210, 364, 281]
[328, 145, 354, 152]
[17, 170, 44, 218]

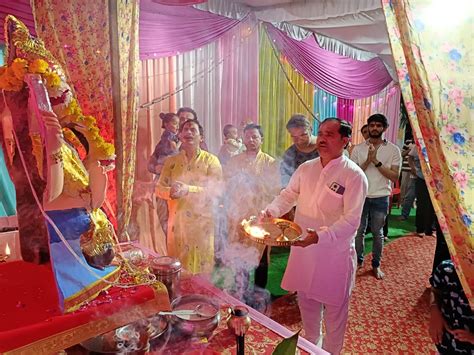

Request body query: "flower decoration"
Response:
[43, 71, 62, 88]
[11, 58, 28, 80]
[61, 99, 115, 160]
[452, 132, 466, 145]
[0, 58, 28, 91]
[28, 59, 49, 74]
[0, 57, 115, 161]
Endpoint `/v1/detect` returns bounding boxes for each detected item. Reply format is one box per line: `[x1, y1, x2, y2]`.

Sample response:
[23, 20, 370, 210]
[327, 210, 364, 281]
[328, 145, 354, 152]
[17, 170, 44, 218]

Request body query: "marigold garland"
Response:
[0, 58, 115, 160]
[28, 59, 49, 74]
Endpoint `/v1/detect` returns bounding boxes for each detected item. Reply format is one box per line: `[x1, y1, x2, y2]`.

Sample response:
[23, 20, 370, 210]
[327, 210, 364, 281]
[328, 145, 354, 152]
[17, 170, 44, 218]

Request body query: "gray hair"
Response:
[286, 114, 311, 130]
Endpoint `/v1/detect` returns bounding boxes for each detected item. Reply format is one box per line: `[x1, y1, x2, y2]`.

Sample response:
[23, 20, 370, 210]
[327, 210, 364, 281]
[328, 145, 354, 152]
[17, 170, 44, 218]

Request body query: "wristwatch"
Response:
[374, 161, 382, 168]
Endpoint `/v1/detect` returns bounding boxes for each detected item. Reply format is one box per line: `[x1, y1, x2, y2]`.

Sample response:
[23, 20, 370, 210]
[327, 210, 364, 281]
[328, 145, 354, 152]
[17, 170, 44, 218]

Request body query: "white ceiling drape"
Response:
[195, 0, 394, 75]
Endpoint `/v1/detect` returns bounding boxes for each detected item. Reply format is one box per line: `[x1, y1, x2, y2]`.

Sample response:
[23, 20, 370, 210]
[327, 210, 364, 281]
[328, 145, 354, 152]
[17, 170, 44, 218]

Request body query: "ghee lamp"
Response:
[0, 243, 11, 263]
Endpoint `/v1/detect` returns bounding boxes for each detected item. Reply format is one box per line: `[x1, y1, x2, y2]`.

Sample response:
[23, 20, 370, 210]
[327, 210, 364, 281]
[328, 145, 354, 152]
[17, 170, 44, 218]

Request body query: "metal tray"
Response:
[80, 315, 168, 353]
[240, 216, 303, 246]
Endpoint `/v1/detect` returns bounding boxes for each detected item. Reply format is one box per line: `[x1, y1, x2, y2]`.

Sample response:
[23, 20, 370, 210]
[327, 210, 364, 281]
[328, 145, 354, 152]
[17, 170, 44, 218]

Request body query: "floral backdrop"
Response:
[383, 0, 473, 305]
[115, 0, 140, 239]
[32, 0, 117, 219]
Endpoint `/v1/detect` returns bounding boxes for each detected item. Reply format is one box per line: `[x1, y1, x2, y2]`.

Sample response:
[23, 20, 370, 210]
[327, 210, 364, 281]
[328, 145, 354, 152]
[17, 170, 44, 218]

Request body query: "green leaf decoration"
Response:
[272, 329, 301, 355]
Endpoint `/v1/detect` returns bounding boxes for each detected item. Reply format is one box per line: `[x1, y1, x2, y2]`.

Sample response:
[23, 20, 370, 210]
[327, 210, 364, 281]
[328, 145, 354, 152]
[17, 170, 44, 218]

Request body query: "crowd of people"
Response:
[147, 109, 473, 354]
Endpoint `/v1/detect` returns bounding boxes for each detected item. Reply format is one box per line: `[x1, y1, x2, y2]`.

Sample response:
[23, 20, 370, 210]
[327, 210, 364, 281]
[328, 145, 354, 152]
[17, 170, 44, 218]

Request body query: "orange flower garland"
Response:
[0, 58, 114, 161]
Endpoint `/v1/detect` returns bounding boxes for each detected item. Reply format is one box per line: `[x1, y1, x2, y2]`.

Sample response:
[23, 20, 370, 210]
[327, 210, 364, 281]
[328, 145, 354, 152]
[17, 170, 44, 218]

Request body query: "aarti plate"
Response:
[240, 216, 303, 247]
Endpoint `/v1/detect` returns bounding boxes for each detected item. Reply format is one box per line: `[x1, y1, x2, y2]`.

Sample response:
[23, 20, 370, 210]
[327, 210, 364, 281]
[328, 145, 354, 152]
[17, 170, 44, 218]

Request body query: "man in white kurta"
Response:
[264, 118, 368, 354]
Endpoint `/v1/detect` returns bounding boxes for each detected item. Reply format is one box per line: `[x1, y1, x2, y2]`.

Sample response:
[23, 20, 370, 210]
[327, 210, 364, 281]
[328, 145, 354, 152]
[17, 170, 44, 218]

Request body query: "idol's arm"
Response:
[85, 158, 108, 209]
[43, 111, 65, 203]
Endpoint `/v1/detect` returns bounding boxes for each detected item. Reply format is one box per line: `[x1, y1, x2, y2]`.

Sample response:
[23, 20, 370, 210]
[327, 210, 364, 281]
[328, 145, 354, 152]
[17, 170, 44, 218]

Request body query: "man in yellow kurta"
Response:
[225, 124, 280, 290]
[156, 119, 222, 274]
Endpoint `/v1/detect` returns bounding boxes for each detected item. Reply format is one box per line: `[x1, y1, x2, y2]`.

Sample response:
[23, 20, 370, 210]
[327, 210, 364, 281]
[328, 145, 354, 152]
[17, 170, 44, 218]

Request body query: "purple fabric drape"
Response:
[337, 98, 354, 123]
[140, 0, 242, 59]
[266, 24, 393, 99]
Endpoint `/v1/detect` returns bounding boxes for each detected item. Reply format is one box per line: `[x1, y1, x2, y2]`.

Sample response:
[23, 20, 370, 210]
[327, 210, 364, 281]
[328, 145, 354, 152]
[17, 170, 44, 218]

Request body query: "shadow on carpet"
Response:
[267, 235, 438, 354]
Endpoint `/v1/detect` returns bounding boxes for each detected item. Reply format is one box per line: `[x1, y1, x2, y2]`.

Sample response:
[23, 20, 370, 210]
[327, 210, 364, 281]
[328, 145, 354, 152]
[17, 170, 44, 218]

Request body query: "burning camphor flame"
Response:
[241, 219, 269, 239]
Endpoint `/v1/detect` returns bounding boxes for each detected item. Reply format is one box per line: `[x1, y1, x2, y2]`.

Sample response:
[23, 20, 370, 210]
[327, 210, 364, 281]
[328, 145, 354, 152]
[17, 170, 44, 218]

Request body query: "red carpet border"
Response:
[268, 235, 437, 354]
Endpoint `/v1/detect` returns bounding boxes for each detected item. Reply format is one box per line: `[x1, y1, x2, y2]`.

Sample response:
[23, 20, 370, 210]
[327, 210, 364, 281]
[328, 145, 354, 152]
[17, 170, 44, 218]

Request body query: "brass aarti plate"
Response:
[240, 216, 303, 247]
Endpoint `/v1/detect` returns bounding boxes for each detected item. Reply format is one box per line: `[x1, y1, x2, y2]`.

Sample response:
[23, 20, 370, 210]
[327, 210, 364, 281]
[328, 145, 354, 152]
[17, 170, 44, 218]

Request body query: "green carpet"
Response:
[267, 206, 417, 296]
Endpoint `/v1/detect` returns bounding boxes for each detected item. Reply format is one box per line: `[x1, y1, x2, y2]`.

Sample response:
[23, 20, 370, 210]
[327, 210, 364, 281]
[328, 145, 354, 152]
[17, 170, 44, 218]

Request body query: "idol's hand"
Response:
[294, 228, 319, 247]
[66, 122, 95, 151]
[43, 111, 64, 152]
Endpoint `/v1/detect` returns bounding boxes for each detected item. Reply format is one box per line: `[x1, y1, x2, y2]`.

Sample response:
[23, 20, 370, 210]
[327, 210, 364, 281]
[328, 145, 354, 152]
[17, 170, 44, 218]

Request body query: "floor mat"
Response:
[268, 235, 438, 353]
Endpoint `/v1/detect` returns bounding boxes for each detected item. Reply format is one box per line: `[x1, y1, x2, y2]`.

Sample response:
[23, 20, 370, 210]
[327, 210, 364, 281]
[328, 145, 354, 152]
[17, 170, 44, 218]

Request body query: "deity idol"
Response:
[0, 15, 118, 312]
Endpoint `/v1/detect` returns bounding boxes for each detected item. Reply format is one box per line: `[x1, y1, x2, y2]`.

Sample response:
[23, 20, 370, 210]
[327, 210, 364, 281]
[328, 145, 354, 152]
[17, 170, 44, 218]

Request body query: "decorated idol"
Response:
[0, 15, 118, 312]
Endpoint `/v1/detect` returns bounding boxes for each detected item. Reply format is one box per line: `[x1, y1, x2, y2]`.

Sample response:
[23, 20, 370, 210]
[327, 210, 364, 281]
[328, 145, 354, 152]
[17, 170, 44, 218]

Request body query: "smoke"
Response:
[210, 155, 282, 311]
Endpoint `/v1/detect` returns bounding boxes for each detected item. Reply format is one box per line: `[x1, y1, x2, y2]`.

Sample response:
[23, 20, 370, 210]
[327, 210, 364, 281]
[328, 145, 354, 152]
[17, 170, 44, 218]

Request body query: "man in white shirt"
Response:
[350, 114, 401, 279]
[263, 118, 368, 354]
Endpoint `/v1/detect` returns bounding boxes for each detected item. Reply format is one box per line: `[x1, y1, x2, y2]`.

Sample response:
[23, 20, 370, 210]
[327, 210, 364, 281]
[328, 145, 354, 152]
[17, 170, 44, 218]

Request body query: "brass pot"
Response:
[150, 256, 182, 301]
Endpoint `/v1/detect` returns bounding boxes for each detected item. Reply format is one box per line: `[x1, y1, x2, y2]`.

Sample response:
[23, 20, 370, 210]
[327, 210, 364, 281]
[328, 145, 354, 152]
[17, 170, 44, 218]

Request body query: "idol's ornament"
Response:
[0, 15, 153, 313]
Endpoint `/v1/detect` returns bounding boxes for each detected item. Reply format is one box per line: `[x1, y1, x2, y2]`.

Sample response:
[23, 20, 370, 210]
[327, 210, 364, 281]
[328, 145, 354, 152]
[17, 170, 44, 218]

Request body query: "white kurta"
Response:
[266, 155, 368, 306]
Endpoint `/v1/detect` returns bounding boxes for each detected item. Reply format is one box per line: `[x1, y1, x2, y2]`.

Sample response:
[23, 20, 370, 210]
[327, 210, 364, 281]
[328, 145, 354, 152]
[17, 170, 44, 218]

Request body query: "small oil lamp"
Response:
[0, 243, 11, 263]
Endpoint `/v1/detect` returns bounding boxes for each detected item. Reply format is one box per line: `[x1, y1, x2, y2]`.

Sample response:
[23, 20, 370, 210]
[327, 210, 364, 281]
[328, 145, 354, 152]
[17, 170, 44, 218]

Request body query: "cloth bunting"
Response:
[266, 24, 393, 99]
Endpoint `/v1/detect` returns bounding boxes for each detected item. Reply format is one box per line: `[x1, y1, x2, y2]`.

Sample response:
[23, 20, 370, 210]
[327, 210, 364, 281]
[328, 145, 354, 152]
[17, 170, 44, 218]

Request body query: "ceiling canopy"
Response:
[198, 0, 394, 75]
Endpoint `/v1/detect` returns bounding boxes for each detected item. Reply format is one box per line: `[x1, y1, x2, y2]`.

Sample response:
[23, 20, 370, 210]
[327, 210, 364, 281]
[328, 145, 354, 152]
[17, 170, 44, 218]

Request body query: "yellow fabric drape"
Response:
[32, 0, 118, 223]
[259, 26, 315, 158]
[110, 0, 140, 240]
[383, 0, 473, 305]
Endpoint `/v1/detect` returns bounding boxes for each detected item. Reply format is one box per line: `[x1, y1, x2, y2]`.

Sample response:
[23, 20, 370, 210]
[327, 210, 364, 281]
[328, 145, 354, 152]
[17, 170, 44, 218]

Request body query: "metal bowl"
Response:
[169, 294, 220, 338]
[240, 216, 303, 246]
[80, 315, 168, 353]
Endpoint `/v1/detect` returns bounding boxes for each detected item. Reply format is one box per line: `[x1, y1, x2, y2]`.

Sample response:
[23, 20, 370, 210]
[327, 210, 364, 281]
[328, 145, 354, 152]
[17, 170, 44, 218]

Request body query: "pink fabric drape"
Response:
[266, 24, 393, 99]
[151, 0, 205, 5]
[0, 0, 36, 40]
[351, 82, 401, 145]
[336, 98, 354, 123]
[219, 16, 259, 129]
[140, 0, 242, 59]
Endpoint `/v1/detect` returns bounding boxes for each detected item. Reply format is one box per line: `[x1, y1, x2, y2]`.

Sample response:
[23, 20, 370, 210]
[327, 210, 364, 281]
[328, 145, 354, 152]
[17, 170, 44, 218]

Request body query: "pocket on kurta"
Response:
[317, 185, 344, 214]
